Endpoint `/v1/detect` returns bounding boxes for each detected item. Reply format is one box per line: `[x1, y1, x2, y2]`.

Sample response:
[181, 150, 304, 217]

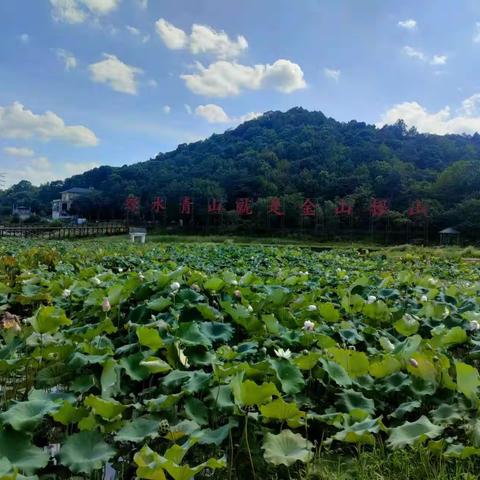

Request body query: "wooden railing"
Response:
[0, 223, 128, 239]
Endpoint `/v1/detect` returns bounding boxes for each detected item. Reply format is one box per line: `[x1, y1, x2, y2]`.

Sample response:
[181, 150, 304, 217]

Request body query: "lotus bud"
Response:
[247, 305, 253, 312]
[92, 277, 101, 285]
[231, 280, 238, 286]
[101, 297, 111, 312]
[118, 267, 123, 273]
[420, 295, 428, 302]
[307, 304, 317, 312]
[303, 320, 315, 332]
[62, 289, 71, 298]
[170, 281, 180, 292]
[234, 289, 242, 299]
[138, 272, 145, 281]
[367, 295, 377, 304]
[409, 358, 419, 368]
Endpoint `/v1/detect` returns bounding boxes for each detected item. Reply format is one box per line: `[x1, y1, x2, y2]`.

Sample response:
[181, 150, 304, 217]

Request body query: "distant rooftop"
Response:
[61, 187, 93, 194]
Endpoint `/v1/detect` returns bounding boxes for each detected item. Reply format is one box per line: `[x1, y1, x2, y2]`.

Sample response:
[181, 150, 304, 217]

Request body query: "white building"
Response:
[52, 187, 93, 220]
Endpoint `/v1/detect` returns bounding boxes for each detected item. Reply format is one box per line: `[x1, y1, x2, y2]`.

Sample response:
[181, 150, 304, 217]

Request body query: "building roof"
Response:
[439, 227, 460, 234]
[61, 187, 93, 194]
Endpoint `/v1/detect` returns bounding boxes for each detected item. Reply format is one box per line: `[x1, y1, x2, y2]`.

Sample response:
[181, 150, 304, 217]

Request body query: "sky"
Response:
[2, 0, 480, 187]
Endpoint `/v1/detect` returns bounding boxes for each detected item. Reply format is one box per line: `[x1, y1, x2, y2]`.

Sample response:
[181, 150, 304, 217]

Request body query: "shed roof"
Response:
[439, 227, 460, 234]
[61, 187, 93, 194]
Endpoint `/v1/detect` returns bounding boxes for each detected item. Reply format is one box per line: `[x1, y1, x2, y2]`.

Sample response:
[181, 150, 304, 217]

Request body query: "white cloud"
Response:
[89, 54, 143, 95]
[136, 0, 148, 8]
[155, 18, 188, 49]
[56, 49, 78, 70]
[147, 79, 158, 87]
[155, 18, 248, 59]
[181, 59, 306, 97]
[4, 157, 100, 187]
[195, 104, 230, 123]
[126, 25, 140, 35]
[50, 0, 120, 24]
[324, 68, 341, 81]
[163, 105, 171, 114]
[0, 102, 98, 146]
[3, 147, 35, 157]
[184, 104, 192, 115]
[378, 95, 480, 135]
[430, 55, 447, 66]
[398, 19, 417, 30]
[403, 45, 426, 61]
[19, 34, 30, 44]
[195, 103, 262, 124]
[474, 22, 480, 43]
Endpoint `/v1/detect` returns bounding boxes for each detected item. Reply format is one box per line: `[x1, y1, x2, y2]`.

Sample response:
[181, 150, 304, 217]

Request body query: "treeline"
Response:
[1, 107, 480, 236]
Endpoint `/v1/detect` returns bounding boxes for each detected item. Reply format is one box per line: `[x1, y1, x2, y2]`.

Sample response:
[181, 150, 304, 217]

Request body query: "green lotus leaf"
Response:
[199, 322, 234, 342]
[184, 397, 209, 426]
[100, 358, 120, 398]
[0, 430, 49, 473]
[269, 358, 305, 395]
[444, 443, 480, 458]
[439, 327, 467, 348]
[29, 305, 71, 334]
[114, 417, 160, 443]
[175, 322, 211, 347]
[262, 429, 313, 467]
[204, 277, 224, 291]
[326, 348, 369, 378]
[390, 400, 421, 419]
[51, 401, 88, 425]
[0, 399, 59, 431]
[120, 352, 151, 381]
[333, 417, 382, 444]
[394, 315, 419, 336]
[337, 389, 375, 415]
[194, 419, 239, 446]
[195, 304, 221, 321]
[145, 393, 184, 412]
[84, 395, 127, 420]
[320, 359, 352, 387]
[456, 361, 480, 400]
[146, 297, 172, 312]
[369, 356, 401, 378]
[137, 326, 164, 351]
[431, 403, 463, 425]
[260, 397, 303, 421]
[319, 302, 340, 322]
[387, 416, 443, 448]
[59, 431, 116, 474]
[294, 352, 322, 370]
[134, 444, 167, 480]
[232, 376, 280, 406]
[140, 356, 172, 374]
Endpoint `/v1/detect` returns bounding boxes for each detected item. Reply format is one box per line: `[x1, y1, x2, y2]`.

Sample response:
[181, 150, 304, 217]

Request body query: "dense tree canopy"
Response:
[1, 107, 480, 235]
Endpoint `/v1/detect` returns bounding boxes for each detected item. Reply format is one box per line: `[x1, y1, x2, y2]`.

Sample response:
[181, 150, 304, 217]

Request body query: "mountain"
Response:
[2, 107, 480, 234]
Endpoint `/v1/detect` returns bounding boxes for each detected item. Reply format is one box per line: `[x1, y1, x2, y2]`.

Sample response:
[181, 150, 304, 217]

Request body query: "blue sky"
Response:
[2, 0, 480, 187]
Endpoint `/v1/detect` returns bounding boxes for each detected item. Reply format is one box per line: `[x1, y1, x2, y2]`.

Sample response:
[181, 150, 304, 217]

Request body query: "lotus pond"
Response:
[0, 239, 480, 479]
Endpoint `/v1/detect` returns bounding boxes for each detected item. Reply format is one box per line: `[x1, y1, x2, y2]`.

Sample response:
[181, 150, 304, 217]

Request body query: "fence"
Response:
[0, 223, 128, 239]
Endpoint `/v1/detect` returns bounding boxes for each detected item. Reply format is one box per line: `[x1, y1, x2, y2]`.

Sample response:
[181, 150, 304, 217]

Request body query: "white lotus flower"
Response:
[170, 281, 180, 292]
[420, 295, 428, 302]
[138, 272, 145, 281]
[469, 320, 480, 332]
[101, 297, 111, 312]
[306, 304, 317, 312]
[303, 320, 315, 332]
[231, 280, 238, 286]
[118, 267, 123, 273]
[247, 305, 253, 312]
[62, 289, 71, 298]
[409, 358, 419, 368]
[92, 277, 101, 285]
[367, 295, 377, 304]
[274, 348, 292, 359]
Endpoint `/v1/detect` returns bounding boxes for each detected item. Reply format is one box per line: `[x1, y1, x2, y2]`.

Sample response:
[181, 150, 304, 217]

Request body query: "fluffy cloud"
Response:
[89, 54, 143, 95]
[181, 59, 306, 97]
[56, 49, 78, 70]
[398, 19, 417, 30]
[324, 68, 341, 81]
[136, 0, 148, 8]
[0, 102, 98, 146]
[184, 104, 192, 115]
[403, 46, 447, 66]
[378, 94, 480, 135]
[3, 147, 34, 157]
[474, 22, 480, 43]
[126, 25, 140, 35]
[156, 18, 248, 58]
[19, 34, 30, 44]
[163, 105, 171, 114]
[50, 0, 120, 24]
[4, 157, 100, 187]
[195, 103, 262, 124]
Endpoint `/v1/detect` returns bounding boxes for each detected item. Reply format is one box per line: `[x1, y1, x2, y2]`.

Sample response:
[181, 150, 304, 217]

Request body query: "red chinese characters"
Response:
[208, 199, 223, 214]
[180, 196, 193, 215]
[236, 197, 253, 216]
[302, 198, 316, 217]
[370, 198, 389, 217]
[268, 197, 284, 216]
[408, 200, 428, 218]
[335, 199, 353, 216]
[125, 195, 140, 213]
[151, 196, 166, 213]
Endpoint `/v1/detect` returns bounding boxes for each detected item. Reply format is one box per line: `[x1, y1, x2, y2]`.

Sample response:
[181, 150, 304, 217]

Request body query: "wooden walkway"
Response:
[0, 223, 128, 239]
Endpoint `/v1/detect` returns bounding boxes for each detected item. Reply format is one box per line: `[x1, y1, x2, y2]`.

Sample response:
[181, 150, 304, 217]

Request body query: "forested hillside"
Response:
[2, 107, 480, 233]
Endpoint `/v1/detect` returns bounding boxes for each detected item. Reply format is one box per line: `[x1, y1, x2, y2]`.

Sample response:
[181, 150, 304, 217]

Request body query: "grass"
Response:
[303, 446, 479, 480]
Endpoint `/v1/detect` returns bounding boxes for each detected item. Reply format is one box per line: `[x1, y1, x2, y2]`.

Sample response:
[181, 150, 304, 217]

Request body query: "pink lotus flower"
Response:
[101, 297, 111, 312]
